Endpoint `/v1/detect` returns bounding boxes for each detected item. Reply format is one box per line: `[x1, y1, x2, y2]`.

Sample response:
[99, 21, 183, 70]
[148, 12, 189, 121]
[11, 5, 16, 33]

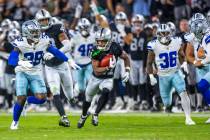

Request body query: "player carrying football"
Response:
[77, 27, 130, 128]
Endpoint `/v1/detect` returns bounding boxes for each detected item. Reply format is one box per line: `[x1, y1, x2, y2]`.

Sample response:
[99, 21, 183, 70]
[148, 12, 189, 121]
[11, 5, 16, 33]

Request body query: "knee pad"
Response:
[197, 79, 209, 94]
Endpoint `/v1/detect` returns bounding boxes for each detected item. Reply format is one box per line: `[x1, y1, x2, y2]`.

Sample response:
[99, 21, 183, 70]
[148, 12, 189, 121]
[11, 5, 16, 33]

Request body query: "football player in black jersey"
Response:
[35, 9, 80, 127]
[77, 28, 130, 128]
[90, 1, 133, 109]
[129, 14, 148, 110]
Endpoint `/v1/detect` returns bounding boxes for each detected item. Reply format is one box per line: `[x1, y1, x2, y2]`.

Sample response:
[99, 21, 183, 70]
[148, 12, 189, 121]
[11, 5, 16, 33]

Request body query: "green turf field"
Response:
[0, 113, 210, 140]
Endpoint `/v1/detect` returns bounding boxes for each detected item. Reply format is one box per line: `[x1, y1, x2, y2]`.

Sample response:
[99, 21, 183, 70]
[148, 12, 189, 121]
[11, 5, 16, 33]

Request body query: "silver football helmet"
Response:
[7, 29, 20, 42]
[12, 21, 20, 30]
[131, 14, 145, 31]
[1, 19, 12, 32]
[191, 13, 206, 23]
[95, 28, 112, 51]
[77, 18, 91, 37]
[190, 18, 208, 40]
[167, 22, 176, 36]
[157, 24, 171, 44]
[35, 9, 51, 30]
[22, 20, 41, 43]
[115, 12, 127, 25]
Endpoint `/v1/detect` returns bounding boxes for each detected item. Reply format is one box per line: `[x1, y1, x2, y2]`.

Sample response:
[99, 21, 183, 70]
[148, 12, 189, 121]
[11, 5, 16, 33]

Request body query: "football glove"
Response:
[74, 4, 83, 18]
[18, 60, 33, 70]
[68, 59, 81, 70]
[43, 52, 54, 60]
[122, 71, 130, 83]
[149, 74, 157, 86]
[181, 61, 189, 74]
[109, 56, 116, 69]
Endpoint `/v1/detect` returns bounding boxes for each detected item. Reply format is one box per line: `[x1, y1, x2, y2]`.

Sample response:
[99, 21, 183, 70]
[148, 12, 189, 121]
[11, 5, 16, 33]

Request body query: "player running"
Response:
[77, 28, 130, 128]
[60, 18, 94, 100]
[187, 14, 210, 123]
[8, 20, 71, 130]
[35, 9, 80, 127]
[146, 24, 195, 125]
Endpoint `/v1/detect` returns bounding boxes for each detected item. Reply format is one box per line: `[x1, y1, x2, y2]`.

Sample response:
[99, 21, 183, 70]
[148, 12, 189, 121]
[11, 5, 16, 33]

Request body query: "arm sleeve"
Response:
[47, 45, 68, 62]
[8, 49, 19, 66]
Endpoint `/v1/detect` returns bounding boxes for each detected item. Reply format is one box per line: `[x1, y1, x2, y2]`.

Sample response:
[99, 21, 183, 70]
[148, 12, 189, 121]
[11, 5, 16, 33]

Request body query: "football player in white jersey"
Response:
[147, 24, 195, 125]
[185, 13, 208, 112]
[60, 18, 94, 98]
[8, 20, 71, 130]
[189, 15, 210, 123]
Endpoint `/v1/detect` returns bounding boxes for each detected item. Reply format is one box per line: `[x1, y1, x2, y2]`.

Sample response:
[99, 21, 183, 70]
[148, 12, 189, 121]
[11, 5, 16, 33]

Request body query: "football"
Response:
[197, 47, 206, 59]
[99, 54, 113, 67]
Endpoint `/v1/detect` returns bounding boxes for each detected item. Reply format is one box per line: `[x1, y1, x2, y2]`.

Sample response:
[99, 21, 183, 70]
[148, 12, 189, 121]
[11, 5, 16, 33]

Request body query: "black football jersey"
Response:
[91, 42, 123, 79]
[44, 24, 67, 67]
[109, 22, 131, 53]
[129, 31, 147, 60]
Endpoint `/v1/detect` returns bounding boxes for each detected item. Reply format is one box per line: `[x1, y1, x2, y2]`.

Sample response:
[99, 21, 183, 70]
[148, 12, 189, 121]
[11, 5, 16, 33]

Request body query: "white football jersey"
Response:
[201, 29, 210, 57]
[184, 33, 201, 60]
[13, 33, 50, 74]
[147, 37, 182, 76]
[70, 33, 95, 65]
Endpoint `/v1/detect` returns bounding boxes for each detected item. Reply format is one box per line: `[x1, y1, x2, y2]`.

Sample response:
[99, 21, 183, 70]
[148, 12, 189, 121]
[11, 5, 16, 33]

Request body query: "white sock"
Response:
[189, 94, 196, 107]
[180, 92, 191, 120]
[197, 93, 203, 107]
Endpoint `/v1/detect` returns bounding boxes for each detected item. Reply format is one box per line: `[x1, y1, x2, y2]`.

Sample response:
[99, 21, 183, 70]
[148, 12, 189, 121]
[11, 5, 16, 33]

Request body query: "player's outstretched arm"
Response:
[47, 45, 68, 62]
[90, 0, 109, 28]
[70, 4, 83, 30]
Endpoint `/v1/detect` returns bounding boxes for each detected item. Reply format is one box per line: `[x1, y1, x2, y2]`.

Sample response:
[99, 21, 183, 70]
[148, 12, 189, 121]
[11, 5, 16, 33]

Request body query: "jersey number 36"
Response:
[159, 51, 177, 69]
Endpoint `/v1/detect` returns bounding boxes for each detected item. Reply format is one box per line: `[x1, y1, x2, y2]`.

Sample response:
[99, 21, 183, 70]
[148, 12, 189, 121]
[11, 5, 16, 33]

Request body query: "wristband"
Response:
[125, 67, 130, 72]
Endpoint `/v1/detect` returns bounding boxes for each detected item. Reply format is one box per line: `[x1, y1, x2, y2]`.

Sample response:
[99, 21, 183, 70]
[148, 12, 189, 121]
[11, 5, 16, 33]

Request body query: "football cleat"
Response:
[205, 118, 210, 124]
[77, 115, 88, 128]
[185, 118, 196, 125]
[92, 114, 99, 126]
[59, 115, 70, 127]
[10, 121, 19, 130]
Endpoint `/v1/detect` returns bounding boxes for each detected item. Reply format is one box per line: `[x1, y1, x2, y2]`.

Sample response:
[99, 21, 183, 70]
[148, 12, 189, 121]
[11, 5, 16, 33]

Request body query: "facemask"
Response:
[116, 24, 125, 32]
[81, 30, 89, 37]
[160, 37, 169, 44]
